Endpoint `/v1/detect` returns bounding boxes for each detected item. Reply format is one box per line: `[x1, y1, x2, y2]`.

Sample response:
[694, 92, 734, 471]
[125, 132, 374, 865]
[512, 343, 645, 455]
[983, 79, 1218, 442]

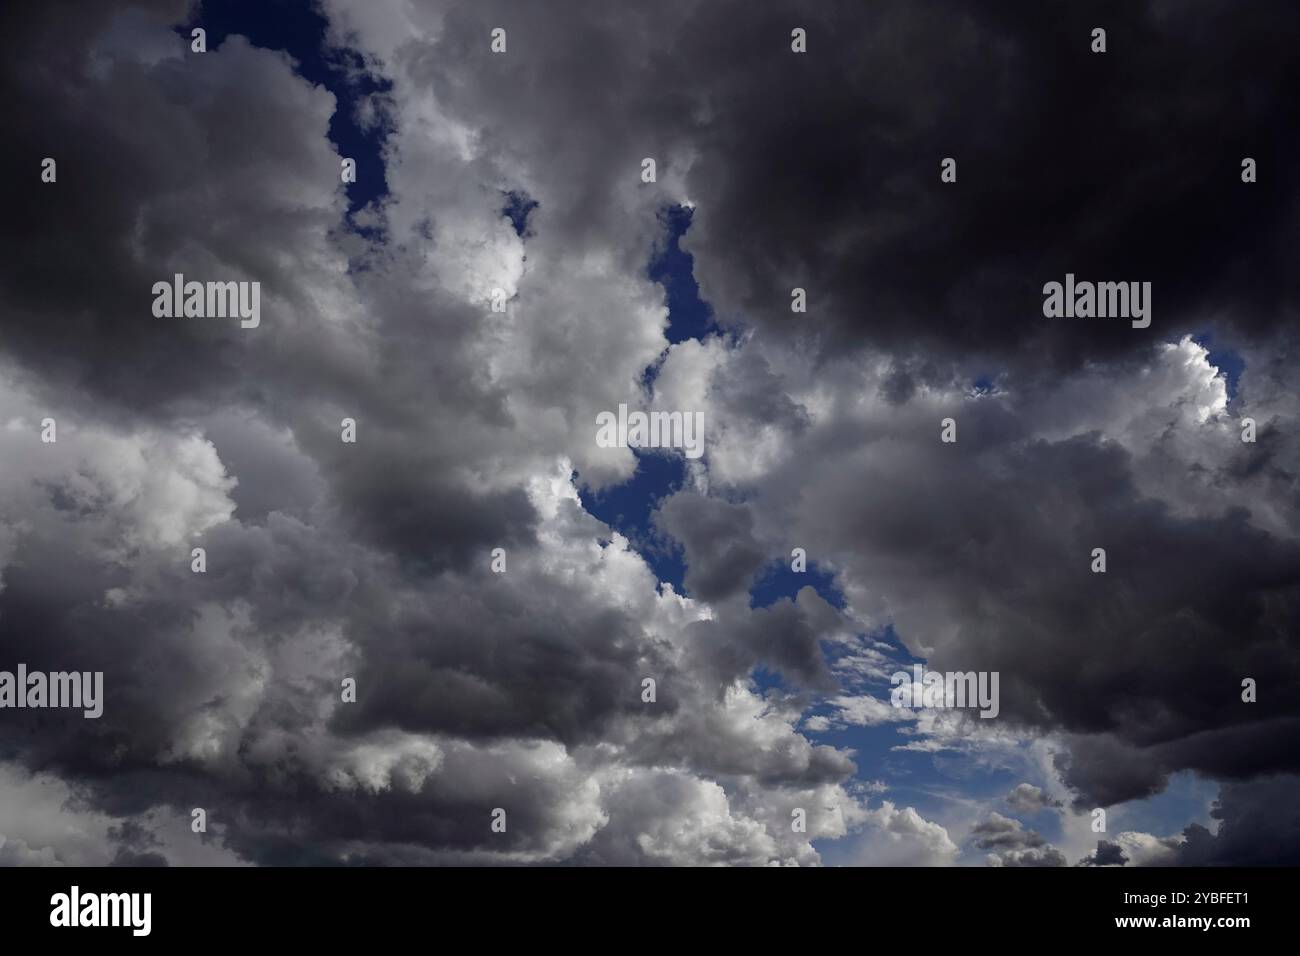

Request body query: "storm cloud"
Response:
[0, 0, 1296, 866]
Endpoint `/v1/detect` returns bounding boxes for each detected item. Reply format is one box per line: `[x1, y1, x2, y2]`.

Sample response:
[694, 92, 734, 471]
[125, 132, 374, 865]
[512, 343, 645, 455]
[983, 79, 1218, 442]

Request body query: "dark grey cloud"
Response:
[676, 0, 1300, 375]
[970, 812, 1066, 867]
[1, 0, 1296, 868]
[733, 386, 1300, 807]
[1174, 775, 1300, 866]
[1078, 840, 1128, 867]
[653, 492, 765, 601]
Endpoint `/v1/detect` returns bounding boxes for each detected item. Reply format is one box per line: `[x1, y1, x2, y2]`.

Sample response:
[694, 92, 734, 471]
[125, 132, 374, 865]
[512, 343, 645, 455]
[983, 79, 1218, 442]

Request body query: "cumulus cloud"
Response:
[970, 812, 1066, 867]
[1174, 775, 1300, 866]
[0, 0, 1296, 867]
[1006, 783, 1062, 814]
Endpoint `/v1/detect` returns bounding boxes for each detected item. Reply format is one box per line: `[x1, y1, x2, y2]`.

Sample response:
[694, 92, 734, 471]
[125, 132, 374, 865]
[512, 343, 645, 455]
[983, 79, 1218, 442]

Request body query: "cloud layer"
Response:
[0, 0, 1297, 866]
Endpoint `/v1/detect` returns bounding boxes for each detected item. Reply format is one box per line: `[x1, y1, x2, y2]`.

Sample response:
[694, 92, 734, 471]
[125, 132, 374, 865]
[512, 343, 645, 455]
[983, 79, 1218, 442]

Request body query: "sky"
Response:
[0, 0, 1298, 867]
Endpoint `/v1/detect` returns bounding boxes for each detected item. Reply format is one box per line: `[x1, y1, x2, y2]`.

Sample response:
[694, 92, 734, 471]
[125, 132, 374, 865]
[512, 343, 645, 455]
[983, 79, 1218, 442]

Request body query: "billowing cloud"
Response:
[0, 0, 1296, 867]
